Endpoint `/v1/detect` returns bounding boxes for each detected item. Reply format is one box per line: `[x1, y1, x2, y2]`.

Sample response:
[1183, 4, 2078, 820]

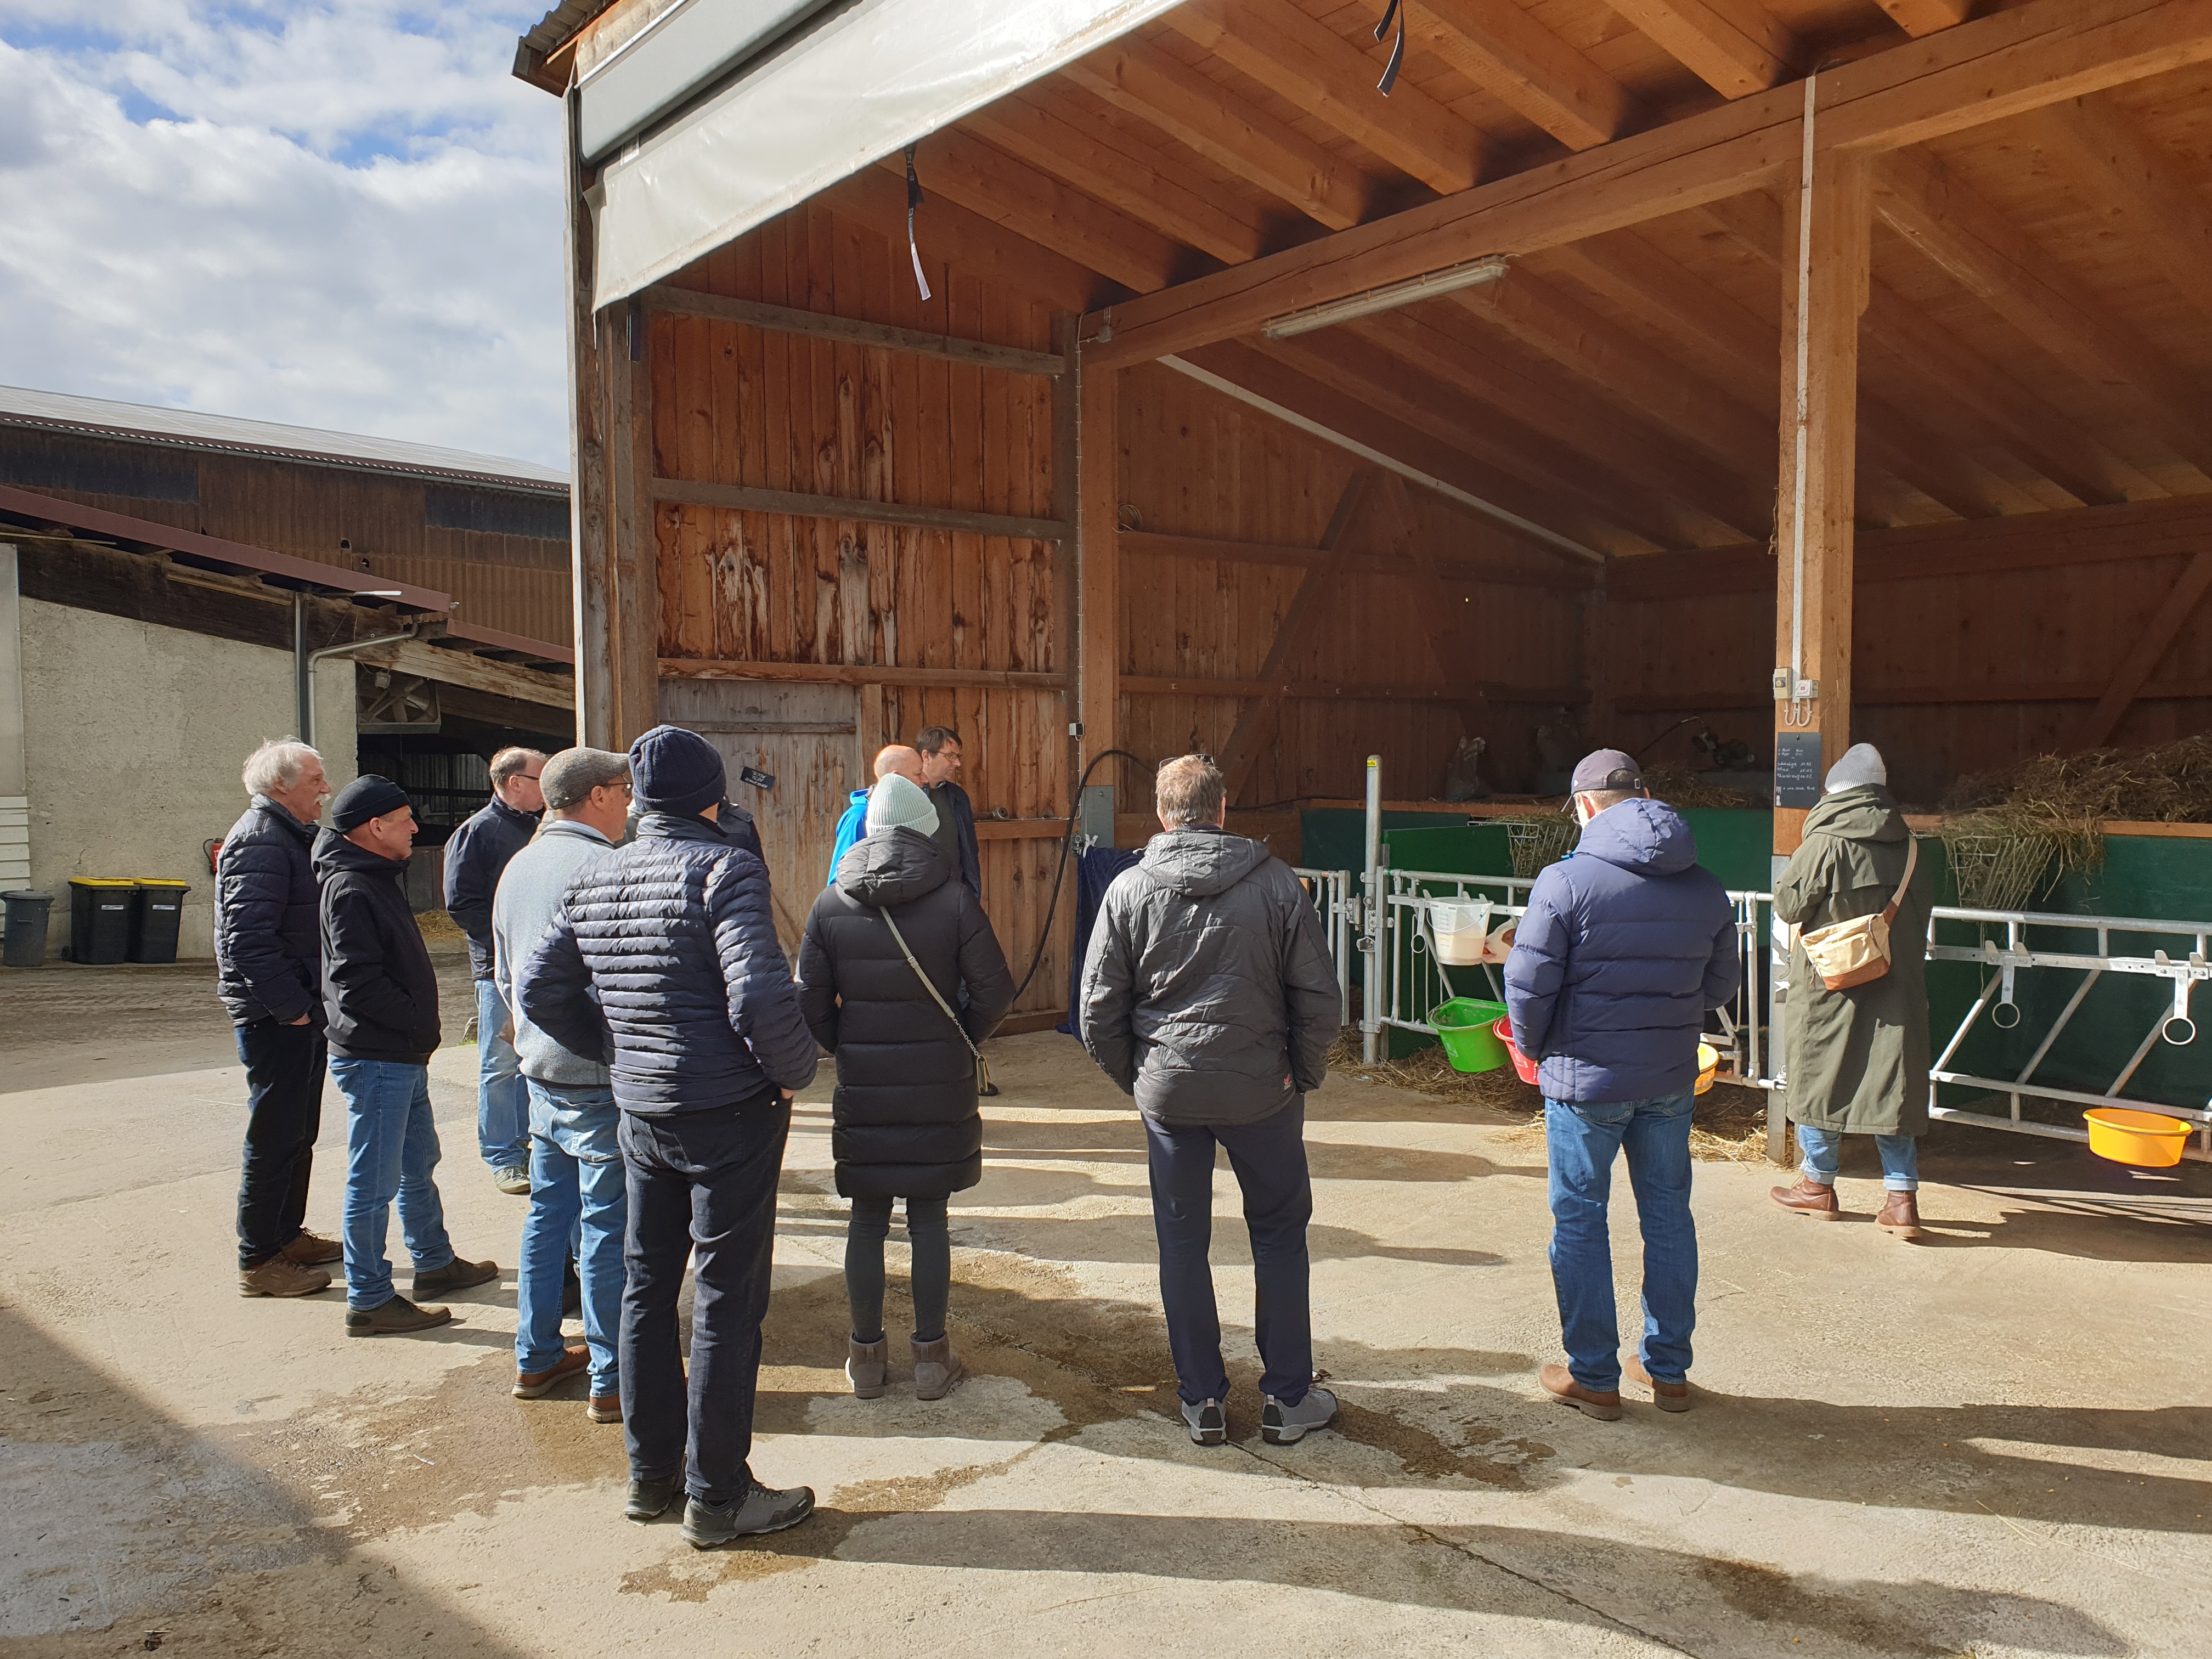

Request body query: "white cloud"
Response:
[0, 3, 571, 469]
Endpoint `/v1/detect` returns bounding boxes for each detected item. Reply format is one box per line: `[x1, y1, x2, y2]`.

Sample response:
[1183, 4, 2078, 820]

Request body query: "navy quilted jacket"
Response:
[1504, 798, 1740, 1105]
[516, 812, 817, 1115]
[213, 797, 321, 1026]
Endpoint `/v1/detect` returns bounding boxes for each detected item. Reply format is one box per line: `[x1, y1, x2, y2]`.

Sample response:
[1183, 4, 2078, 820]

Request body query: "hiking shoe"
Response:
[1180, 1397, 1227, 1447]
[413, 1256, 498, 1297]
[513, 1345, 590, 1399]
[1876, 1191, 1926, 1240]
[240, 1257, 332, 1299]
[279, 1229, 344, 1267]
[625, 1475, 681, 1522]
[1261, 1386, 1338, 1445]
[681, 1484, 815, 1548]
[588, 1395, 622, 1424]
[1770, 1177, 1841, 1218]
[346, 1295, 452, 1337]
[1539, 1363, 1623, 1421]
[1624, 1355, 1693, 1413]
[493, 1167, 531, 1197]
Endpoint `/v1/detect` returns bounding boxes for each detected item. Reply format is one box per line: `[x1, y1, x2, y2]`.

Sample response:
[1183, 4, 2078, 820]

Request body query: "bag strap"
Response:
[1879, 833, 1920, 927]
[881, 908, 982, 1063]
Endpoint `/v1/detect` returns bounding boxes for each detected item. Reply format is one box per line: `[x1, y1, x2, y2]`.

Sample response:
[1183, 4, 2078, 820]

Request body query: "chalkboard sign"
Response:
[740, 765, 775, 790]
[1774, 733, 1823, 808]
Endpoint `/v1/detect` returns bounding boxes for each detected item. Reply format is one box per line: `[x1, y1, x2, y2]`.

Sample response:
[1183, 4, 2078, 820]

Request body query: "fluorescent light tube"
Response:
[1262, 255, 1510, 338]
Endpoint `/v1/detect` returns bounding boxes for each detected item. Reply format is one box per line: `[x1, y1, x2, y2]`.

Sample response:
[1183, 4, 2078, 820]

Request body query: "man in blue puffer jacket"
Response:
[1505, 749, 1739, 1423]
[518, 724, 819, 1549]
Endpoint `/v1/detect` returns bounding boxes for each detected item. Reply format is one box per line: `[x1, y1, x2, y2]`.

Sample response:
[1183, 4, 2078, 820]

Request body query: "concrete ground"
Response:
[2, 950, 2207, 1659]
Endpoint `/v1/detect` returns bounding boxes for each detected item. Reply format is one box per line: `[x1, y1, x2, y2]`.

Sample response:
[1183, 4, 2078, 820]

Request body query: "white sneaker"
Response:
[1262, 1386, 1338, 1445]
[1180, 1397, 1226, 1446]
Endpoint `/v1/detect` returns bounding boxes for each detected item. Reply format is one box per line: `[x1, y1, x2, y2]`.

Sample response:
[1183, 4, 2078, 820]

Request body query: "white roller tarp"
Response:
[590, 0, 1181, 310]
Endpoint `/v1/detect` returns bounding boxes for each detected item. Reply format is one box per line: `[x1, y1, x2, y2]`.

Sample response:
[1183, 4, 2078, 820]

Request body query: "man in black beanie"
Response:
[519, 725, 819, 1547]
[318, 776, 499, 1338]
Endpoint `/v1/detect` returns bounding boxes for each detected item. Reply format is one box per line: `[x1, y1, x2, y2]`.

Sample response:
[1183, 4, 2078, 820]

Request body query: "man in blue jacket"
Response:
[520, 725, 819, 1548]
[825, 744, 924, 884]
[1505, 750, 1739, 1421]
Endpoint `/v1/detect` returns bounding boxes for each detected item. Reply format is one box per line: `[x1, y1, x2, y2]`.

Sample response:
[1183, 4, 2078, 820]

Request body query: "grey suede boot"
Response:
[847, 1336, 888, 1399]
[911, 1335, 964, 1401]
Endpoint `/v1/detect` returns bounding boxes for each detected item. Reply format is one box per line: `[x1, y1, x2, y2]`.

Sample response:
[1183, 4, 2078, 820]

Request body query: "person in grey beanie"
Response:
[1771, 743, 1933, 1238]
[519, 724, 819, 1547]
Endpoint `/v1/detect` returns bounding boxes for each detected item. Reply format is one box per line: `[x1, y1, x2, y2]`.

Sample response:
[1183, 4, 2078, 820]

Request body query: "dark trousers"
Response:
[1143, 1097, 1314, 1408]
[235, 1019, 327, 1270]
[618, 1094, 791, 1505]
[844, 1194, 951, 1345]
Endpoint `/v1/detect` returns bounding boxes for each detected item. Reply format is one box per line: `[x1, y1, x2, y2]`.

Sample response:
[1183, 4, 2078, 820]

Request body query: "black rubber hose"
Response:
[997, 747, 1148, 1019]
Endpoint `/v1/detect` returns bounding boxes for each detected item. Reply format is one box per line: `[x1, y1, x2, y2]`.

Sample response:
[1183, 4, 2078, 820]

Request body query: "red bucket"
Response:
[1493, 1017, 1538, 1086]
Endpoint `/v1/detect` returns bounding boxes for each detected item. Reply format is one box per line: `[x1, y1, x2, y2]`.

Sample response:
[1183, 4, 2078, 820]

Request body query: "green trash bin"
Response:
[131, 879, 191, 964]
[68, 878, 137, 964]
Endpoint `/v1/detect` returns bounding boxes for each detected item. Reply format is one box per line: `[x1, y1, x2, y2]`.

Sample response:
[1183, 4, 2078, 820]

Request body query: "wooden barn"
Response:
[512, 0, 2212, 1027]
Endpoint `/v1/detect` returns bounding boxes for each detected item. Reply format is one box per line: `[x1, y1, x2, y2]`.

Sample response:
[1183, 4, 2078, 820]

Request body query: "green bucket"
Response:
[1432, 998, 1510, 1073]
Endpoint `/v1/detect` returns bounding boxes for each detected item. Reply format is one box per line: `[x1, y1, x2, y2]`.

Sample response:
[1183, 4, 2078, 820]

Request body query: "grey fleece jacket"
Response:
[492, 819, 616, 1088]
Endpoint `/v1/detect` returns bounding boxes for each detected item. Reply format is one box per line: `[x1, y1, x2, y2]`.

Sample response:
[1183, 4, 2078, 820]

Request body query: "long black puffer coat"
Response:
[214, 796, 321, 1026]
[798, 828, 1015, 1199]
[517, 812, 817, 1115]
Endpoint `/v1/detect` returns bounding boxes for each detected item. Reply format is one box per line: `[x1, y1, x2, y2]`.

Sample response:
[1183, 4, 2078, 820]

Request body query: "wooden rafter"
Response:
[1063, 38, 1378, 231]
[2063, 549, 2212, 749]
[1409, 0, 1637, 151]
[1167, 0, 1485, 195]
[1119, 529, 1592, 590]
[2033, 93, 2212, 328]
[1875, 0, 1972, 35]
[1607, 0, 1801, 99]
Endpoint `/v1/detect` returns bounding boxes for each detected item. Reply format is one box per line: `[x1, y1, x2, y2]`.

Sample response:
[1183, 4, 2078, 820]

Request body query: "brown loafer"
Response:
[279, 1229, 345, 1267]
[514, 1345, 590, 1399]
[1876, 1191, 1925, 1239]
[1539, 1363, 1622, 1421]
[1624, 1355, 1692, 1412]
[240, 1257, 332, 1299]
[1770, 1177, 1840, 1218]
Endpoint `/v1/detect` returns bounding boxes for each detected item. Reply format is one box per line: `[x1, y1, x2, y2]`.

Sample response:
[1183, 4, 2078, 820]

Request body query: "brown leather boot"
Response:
[1538, 1363, 1622, 1421]
[1876, 1191, 1925, 1239]
[1769, 1177, 1840, 1218]
[1623, 1356, 1692, 1413]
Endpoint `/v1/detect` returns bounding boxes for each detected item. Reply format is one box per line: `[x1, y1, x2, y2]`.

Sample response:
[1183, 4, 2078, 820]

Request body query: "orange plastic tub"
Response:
[2083, 1107, 2191, 1168]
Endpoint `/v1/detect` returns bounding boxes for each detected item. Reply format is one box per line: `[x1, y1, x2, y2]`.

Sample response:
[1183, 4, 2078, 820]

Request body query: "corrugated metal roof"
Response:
[0, 385, 569, 493]
[520, 0, 618, 55]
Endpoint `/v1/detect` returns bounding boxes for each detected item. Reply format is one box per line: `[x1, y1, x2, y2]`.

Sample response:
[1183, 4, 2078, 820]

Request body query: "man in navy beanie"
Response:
[518, 725, 820, 1547]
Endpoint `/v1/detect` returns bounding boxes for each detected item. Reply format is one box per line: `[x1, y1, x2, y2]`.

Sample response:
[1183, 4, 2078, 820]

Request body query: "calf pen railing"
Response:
[1299, 855, 2209, 1164]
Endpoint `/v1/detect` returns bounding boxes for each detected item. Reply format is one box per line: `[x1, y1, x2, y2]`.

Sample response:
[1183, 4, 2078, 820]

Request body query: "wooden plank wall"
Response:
[1604, 500, 2212, 806]
[1116, 362, 1588, 803]
[647, 202, 1071, 1018]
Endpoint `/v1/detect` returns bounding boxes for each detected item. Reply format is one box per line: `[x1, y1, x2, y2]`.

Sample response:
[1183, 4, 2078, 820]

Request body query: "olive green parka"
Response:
[1773, 784, 1932, 1137]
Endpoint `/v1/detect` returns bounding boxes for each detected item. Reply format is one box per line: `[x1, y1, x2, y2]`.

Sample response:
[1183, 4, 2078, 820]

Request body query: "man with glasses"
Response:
[444, 746, 547, 1194]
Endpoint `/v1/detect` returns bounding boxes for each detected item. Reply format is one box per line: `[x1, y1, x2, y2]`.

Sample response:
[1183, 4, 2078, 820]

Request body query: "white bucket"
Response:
[1429, 899, 1493, 966]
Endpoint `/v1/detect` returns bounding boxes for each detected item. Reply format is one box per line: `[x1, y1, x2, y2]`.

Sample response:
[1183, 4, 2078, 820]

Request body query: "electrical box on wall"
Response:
[1079, 785, 1115, 849]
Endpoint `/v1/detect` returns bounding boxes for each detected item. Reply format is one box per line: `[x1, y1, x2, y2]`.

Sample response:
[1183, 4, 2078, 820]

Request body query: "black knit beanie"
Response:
[629, 725, 726, 820]
[331, 774, 411, 833]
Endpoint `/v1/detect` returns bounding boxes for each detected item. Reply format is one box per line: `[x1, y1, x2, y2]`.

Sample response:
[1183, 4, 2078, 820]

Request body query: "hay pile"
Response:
[1644, 765, 1764, 810]
[1491, 813, 1579, 878]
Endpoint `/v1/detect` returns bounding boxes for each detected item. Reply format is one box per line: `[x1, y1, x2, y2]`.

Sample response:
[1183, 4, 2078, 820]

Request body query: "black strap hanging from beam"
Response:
[1373, 0, 1404, 95]
[904, 143, 932, 304]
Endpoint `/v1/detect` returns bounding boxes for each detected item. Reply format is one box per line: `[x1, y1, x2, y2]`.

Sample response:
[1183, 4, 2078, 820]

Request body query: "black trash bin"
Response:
[131, 879, 191, 964]
[2, 891, 50, 968]
[68, 878, 136, 964]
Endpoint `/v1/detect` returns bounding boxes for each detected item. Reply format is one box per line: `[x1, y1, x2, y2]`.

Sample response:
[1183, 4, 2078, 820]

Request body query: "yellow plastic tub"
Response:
[1695, 1044, 1719, 1097]
[2083, 1107, 2191, 1168]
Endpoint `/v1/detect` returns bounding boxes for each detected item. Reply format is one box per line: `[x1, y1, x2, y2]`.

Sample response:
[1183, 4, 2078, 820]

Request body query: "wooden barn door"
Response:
[658, 680, 859, 953]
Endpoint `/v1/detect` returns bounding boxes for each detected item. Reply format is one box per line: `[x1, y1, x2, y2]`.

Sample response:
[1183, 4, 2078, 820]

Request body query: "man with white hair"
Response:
[216, 739, 345, 1300]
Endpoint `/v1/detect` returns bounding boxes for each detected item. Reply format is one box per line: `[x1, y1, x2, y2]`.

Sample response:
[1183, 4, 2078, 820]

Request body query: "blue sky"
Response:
[0, 1, 571, 469]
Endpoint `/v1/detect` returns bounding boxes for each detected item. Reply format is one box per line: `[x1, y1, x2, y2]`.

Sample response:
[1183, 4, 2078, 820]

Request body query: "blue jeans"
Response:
[1795, 1124, 1920, 1191]
[476, 978, 529, 1171]
[517, 1079, 627, 1397]
[1143, 1098, 1313, 1408]
[1545, 1091, 1698, 1393]
[332, 1058, 456, 1311]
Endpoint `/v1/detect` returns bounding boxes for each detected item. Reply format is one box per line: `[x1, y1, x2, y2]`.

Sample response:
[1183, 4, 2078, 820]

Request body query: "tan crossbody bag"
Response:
[1797, 834, 1919, 992]
[881, 910, 995, 1097]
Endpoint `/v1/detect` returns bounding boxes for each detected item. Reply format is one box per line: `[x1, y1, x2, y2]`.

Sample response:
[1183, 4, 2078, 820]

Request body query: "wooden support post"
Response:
[606, 301, 662, 748]
[1051, 313, 1081, 817]
[1075, 335, 1120, 813]
[565, 89, 612, 749]
[2063, 548, 2212, 751]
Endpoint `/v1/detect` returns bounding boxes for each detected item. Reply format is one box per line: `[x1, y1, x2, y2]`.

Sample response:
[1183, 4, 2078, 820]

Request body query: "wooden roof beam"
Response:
[1167, 0, 1485, 195]
[1605, 0, 1802, 98]
[1872, 147, 2212, 477]
[1408, 0, 1638, 151]
[2032, 93, 2212, 329]
[1875, 0, 1972, 36]
[1063, 38, 1379, 230]
[1085, 0, 2212, 368]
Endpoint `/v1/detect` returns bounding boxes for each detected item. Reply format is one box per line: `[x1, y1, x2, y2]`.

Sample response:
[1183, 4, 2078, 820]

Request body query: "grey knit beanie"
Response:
[1824, 742, 1887, 793]
[865, 772, 940, 838]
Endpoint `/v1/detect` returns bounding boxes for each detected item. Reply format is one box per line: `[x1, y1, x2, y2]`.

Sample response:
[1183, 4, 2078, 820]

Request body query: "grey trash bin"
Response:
[3, 891, 52, 968]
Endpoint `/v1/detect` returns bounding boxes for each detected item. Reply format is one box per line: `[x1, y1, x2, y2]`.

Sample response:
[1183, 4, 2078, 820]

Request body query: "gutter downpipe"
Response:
[1361, 753, 1383, 1065]
[300, 620, 422, 750]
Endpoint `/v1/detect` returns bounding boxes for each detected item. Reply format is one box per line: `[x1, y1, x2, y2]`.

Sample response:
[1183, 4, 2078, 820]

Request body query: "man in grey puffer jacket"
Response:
[1080, 755, 1342, 1450]
[493, 747, 633, 1424]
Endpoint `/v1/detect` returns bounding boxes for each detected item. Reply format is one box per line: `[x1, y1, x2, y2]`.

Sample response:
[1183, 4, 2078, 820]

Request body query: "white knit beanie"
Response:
[1824, 742, 1887, 793]
[865, 772, 940, 837]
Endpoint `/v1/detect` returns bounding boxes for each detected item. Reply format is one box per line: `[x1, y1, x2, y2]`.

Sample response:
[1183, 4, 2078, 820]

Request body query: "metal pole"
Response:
[1361, 753, 1382, 1064]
